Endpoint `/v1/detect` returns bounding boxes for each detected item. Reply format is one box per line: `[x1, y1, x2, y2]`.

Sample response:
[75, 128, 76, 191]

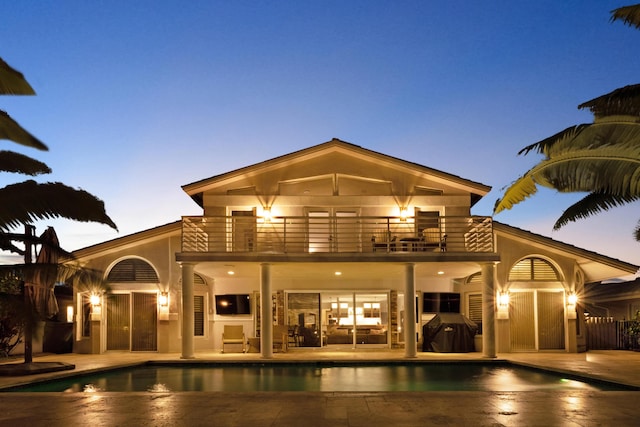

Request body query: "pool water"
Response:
[6, 363, 623, 393]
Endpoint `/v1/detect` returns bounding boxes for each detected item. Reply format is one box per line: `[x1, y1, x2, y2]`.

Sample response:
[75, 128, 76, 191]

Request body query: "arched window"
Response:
[107, 258, 159, 282]
[508, 257, 560, 281]
[466, 272, 482, 285]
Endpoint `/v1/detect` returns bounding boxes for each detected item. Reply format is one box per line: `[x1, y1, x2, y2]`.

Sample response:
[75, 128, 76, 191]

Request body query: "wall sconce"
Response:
[89, 293, 102, 317]
[497, 291, 509, 319]
[158, 292, 169, 307]
[66, 305, 74, 323]
[400, 208, 408, 221]
[89, 294, 101, 307]
[566, 292, 578, 319]
[498, 291, 510, 307]
[262, 208, 272, 222]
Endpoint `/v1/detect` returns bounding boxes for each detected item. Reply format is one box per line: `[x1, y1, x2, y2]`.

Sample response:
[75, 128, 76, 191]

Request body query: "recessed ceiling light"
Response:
[437, 271, 444, 275]
[334, 271, 342, 276]
[227, 271, 235, 275]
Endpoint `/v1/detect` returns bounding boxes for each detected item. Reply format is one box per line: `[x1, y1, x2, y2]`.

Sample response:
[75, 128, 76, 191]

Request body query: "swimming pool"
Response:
[4, 362, 626, 393]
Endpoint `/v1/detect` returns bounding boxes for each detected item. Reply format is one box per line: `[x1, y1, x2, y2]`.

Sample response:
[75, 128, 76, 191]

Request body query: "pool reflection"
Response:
[14, 363, 619, 393]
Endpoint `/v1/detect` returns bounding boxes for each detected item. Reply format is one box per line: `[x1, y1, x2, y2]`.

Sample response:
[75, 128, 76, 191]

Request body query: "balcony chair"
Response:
[222, 325, 246, 353]
[421, 228, 447, 252]
[371, 232, 397, 252]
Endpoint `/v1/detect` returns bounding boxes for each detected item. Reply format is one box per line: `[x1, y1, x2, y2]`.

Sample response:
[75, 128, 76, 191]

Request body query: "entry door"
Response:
[232, 210, 256, 252]
[107, 292, 158, 351]
[107, 294, 130, 350]
[509, 291, 564, 351]
[132, 293, 157, 351]
[307, 209, 359, 253]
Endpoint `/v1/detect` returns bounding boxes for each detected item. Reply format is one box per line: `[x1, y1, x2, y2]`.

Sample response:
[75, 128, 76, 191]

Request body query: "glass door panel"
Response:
[355, 293, 388, 346]
[324, 293, 355, 347]
[308, 211, 331, 253]
[287, 293, 321, 347]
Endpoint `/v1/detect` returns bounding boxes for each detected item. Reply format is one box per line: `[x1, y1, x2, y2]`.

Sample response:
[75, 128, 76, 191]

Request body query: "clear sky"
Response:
[2, 1, 639, 274]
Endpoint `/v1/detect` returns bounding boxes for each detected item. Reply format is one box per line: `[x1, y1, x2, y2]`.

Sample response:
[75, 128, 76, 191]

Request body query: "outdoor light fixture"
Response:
[566, 292, 578, 319]
[262, 207, 272, 222]
[159, 292, 169, 307]
[66, 305, 74, 323]
[89, 294, 101, 307]
[400, 208, 408, 221]
[498, 291, 510, 307]
[497, 291, 510, 319]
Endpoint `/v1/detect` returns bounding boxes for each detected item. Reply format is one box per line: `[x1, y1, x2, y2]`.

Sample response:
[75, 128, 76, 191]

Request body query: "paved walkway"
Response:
[1, 350, 639, 426]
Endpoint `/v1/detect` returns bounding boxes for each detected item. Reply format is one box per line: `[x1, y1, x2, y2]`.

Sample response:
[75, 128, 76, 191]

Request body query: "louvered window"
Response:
[468, 293, 483, 334]
[194, 295, 205, 336]
[107, 259, 159, 282]
[508, 257, 560, 281]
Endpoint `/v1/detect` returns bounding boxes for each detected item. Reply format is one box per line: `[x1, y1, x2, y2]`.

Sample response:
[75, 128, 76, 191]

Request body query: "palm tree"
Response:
[493, 5, 640, 240]
[1, 57, 117, 364]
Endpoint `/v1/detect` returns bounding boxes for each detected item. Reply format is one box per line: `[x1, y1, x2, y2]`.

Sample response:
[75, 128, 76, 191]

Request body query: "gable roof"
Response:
[493, 222, 638, 281]
[71, 221, 182, 261]
[181, 138, 492, 207]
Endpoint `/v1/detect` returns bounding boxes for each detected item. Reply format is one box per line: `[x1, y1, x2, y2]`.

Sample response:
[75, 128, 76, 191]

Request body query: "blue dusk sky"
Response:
[1, 1, 639, 273]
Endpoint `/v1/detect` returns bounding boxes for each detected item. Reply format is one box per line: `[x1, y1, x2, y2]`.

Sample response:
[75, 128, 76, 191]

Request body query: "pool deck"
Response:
[1, 349, 639, 426]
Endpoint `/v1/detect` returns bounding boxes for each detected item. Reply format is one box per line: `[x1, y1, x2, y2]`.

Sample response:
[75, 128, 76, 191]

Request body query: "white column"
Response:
[481, 262, 497, 358]
[260, 263, 273, 358]
[404, 263, 417, 358]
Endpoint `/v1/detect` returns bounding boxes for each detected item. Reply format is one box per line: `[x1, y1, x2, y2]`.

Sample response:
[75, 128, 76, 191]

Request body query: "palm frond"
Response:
[0, 180, 118, 231]
[611, 4, 640, 29]
[495, 121, 640, 214]
[0, 57, 35, 95]
[518, 124, 590, 156]
[493, 174, 538, 214]
[578, 84, 640, 119]
[0, 150, 51, 175]
[635, 219, 640, 241]
[0, 110, 48, 150]
[553, 192, 640, 229]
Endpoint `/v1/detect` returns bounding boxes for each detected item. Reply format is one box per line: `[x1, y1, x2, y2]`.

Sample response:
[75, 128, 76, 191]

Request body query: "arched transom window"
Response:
[107, 258, 159, 282]
[508, 257, 560, 282]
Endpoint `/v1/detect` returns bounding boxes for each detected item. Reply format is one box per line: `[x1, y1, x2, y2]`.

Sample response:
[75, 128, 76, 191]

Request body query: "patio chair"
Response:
[273, 325, 289, 352]
[222, 325, 246, 353]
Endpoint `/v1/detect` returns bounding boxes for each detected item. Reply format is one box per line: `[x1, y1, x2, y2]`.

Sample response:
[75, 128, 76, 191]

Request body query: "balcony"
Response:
[181, 215, 494, 255]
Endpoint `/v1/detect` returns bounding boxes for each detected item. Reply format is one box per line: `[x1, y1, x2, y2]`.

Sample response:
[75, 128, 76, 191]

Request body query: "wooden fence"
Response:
[585, 317, 640, 350]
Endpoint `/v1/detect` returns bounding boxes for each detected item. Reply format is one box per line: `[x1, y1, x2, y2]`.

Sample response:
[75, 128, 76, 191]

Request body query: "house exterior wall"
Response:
[69, 141, 635, 356]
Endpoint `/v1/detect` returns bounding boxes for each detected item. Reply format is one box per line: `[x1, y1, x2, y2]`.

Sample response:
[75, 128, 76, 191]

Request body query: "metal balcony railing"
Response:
[181, 215, 494, 254]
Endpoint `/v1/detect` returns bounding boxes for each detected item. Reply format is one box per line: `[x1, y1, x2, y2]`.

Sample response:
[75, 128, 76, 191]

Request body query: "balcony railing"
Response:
[181, 215, 494, 254]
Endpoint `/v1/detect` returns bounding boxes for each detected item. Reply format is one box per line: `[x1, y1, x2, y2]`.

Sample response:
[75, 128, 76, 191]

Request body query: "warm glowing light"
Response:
[158, 292, 169, 307]
[331, 302, 338, 309]
[334, 271, 342, 276]
[498, 292, 510, 307]
[567, 293, 578, 306]
[400, 208, 408, 221]
[437, 271, 444, 275]
[66, 305, 74, 323]
[262, 208, 272, 222]
[227, 270, 235, 275]
[89, 294, 101, 306]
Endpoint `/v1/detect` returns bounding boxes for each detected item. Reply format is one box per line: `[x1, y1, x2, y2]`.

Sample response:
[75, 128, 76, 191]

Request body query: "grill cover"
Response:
[422, 313, 478, 352]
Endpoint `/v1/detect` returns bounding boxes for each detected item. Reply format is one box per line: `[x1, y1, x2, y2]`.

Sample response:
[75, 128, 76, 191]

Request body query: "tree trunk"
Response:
[23, 224, 34, 364]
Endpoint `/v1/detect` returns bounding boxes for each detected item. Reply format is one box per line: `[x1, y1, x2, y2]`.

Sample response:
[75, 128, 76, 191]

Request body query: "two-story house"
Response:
[70, 139, 638, 357]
